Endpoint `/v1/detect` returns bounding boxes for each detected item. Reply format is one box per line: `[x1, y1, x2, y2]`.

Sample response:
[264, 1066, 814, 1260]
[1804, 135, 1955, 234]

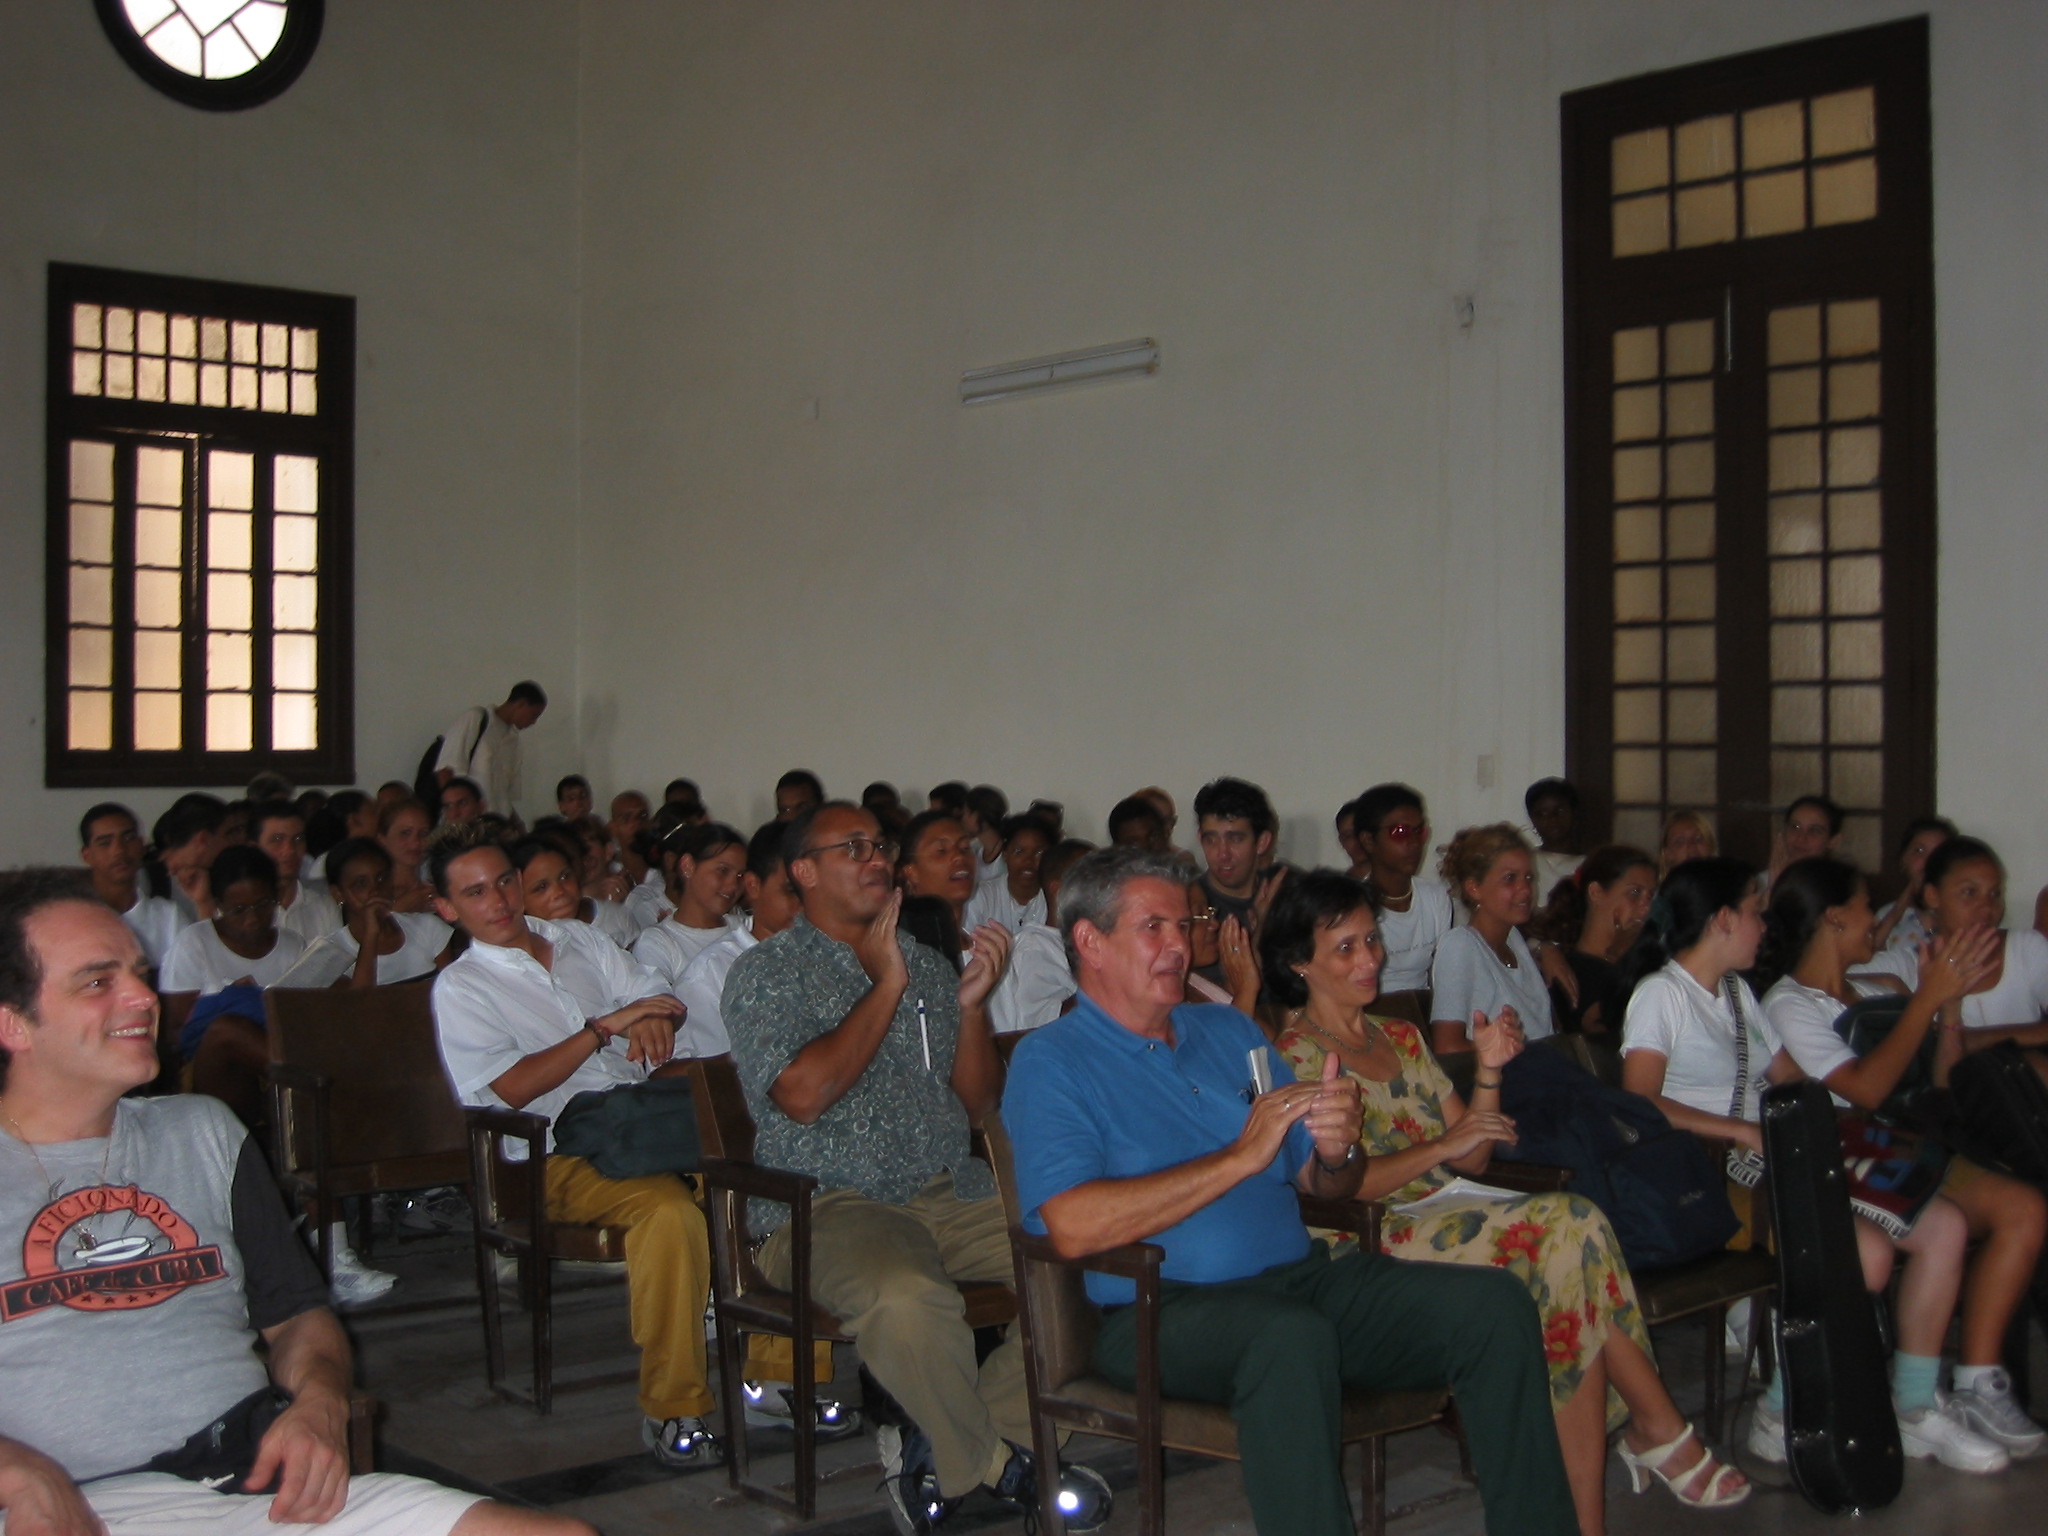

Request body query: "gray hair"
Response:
[1058, 845, 1191, 966]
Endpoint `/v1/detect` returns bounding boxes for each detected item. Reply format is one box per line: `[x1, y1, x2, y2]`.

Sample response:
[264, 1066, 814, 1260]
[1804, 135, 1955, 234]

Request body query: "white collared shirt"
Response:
[1622, 960, 1778, 1120]
[632, 913, 741, 990]
[431, 915, 673, 1154]
[964, 880, 1046, 937]
[276, 880, 343, 947]
[275, 911, 452, 990]
[674, 920, 760, 1059]
[988, 921, 1075, 1035]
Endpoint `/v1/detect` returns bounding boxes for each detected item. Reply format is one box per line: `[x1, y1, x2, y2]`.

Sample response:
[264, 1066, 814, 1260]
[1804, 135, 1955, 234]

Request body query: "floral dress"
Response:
[1276, 1018, 1651, 1424]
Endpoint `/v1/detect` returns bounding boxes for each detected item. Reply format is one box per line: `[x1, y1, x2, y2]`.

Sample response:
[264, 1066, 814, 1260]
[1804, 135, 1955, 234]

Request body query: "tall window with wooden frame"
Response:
[47, 263, 354, 789]
[1561, 18, 1933, 876]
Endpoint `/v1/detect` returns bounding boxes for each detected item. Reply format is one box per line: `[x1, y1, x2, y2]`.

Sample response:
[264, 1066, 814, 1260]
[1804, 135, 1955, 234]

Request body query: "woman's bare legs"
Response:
[1891, 1198, 1968, 1359]
[1608, 1327, 1748, 1498]
[1941, 1173, 2047, 1365]
[1557, 1350, 1609, 1536]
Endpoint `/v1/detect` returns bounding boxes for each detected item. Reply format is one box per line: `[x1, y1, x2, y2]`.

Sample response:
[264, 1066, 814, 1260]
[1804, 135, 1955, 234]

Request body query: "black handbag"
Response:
[104, 1386, 291, 1493]
[551, 1076, 701, 1181]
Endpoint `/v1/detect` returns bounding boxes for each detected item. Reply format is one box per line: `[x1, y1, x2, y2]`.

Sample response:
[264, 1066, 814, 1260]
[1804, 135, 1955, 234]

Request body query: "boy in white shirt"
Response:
[77, 802, 185, 968]
[252, 800, 343, 949]
[989, 837, 1089, 1035]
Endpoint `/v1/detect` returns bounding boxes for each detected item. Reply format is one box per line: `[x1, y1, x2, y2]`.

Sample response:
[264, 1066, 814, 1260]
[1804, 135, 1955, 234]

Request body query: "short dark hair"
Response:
[1757, 857, 1863, 992]
[1924, 835, 2001, 890]
[441, 776, 483, 805]
[898, 809, 964, 871]
[745, 820, 789, 882]
[1108, 796, 1164, 843]
[508, 833, 574, 875]
[556, 774, 590, 798]
[663, 821, 746, 865]
[508, 681, 547, 709]
[1616, 855, 1760, 998]
[1784, 794, 1845, 837]
[1351, 783, 1425, 840]
[1524, 777, 1579, 817]
[426, 822, 505, 895]
[79, 802, 137, 848]
[151, 793, 226, 853]
[246, 771, 294, 802]
[928, 781, 969, 816]
[322, 837, 391, 889]
[861, 781, 900, 808]
[249, 798, 303, 840]
[0, 868, 102, 1018]
[1193, 776, 1275, 837]
[999, 813, 1055, 848]
[663, 778, 700, 803]
[780, 799, 864, 873]
[965, 785, 1009, 828]
[1259, 869, 1377, 1011]
[208, 844, 279, 901]
[776, 769, 824, 801]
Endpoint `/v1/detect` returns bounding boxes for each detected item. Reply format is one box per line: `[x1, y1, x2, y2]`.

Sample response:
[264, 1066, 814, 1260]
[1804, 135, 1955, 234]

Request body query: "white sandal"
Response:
[1618, 1423, 1752, 1509]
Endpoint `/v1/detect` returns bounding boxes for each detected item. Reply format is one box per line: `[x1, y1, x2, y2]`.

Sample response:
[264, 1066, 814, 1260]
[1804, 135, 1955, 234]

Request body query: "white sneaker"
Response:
[318, 1222, 396, 1307]
[1945, 1371, 2045, 1459]
[1745, 1401, 1788, 1465]
[741, 1379, 864, 1439]
[1897, 1398, 2010, 1474]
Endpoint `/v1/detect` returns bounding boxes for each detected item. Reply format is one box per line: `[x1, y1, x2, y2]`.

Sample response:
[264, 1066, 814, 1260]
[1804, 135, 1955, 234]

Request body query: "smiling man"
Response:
[0, 869, 584, 1536]
[1002, 846, 1574, 1536]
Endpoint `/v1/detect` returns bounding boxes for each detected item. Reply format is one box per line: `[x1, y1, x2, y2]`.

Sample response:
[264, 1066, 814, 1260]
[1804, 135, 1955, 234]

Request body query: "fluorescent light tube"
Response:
[960, 339, 1159, 405]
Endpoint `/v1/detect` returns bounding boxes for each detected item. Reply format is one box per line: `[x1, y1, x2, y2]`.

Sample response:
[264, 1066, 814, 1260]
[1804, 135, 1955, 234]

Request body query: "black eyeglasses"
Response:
[800, 837, 900, 865]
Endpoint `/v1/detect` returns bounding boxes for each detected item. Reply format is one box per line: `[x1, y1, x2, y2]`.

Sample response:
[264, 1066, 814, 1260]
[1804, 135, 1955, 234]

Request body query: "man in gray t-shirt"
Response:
[0, 870, 583, 1536]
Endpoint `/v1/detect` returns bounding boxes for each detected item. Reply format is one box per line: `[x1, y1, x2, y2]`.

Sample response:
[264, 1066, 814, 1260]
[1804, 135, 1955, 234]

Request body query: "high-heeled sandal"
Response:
[1617, 1423, 1752, 1508]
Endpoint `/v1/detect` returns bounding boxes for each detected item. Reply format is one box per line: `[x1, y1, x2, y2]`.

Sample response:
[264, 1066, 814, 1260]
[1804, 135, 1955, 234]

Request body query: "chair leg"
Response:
[792, 1324, 817, 1520]
[1362, 1434, 1387, 1536]
[1032, 1407, 1069, 1536]
[532, 1246, 555, 1416]
[478, 1241, 507, 1399]
[715, 1313, 749, 1494]
[1703, 1305, 1726, 1443]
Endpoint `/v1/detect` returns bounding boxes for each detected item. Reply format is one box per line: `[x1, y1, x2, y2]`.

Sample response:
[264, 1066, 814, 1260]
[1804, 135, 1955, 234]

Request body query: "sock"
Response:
[1762, 1372, 1785, 1412]
[1953, 1363, 2005, 1395]
[1891, 1353, 1940, 1415]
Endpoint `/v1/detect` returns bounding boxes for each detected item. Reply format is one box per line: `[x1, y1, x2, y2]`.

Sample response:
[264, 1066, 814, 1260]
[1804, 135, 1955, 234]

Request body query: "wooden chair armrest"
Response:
[463, 1105, 549, 1236]
[346, 1390, 376, 1474]
[1012, 1229, 1164, 1284]
[1479, 1160, 1575, 1192]
[698, 1154, 819, 1206]
[265, 1063, 329, 1188]
[1296, 1193, 1385, 1248]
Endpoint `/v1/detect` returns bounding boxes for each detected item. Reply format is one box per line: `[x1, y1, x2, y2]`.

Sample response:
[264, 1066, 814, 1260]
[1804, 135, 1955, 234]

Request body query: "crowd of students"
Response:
[38, 761, 2048, 1534]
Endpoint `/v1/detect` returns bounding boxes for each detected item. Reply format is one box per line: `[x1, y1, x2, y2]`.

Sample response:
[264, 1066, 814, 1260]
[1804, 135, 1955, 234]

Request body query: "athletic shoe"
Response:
[990, 1441, 1114, 1534]
[1897, 1399, 2010, 1474]
[1744, 1401, 1788, 1466]
[741, 1379, 864, 1440]
[325, 1226, 397, 1308]
[879, 1424, 953, 1534]
[395, 1185, 471, 1233]
[641, 1414, 722, 1471]
[1944, 1372, 2045, 1458]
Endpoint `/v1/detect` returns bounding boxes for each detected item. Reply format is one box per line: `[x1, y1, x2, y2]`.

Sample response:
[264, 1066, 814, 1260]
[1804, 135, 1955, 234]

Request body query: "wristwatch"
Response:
[1316, 1144, 1361, 1176]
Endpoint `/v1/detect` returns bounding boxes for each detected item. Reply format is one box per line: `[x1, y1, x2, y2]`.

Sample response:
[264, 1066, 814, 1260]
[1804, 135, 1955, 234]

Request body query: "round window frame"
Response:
[95, 0, 325, 112]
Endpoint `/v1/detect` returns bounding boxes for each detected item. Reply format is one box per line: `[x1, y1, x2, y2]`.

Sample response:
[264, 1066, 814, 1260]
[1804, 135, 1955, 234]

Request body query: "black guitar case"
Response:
[1762, 1079, 1904, 1514]
[1948, 1041, 2048, 1185]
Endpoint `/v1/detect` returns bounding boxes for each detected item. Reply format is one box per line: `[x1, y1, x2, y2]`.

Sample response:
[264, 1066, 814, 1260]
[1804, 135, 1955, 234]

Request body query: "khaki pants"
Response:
[759, 1172, 1029, 1498]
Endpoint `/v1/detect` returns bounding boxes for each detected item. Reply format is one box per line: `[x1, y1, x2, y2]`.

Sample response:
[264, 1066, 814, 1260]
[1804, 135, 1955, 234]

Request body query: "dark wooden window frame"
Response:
[46, 262, 355, 790]
[1561, 17, 1934, 869]
[94, 0, 325, 113]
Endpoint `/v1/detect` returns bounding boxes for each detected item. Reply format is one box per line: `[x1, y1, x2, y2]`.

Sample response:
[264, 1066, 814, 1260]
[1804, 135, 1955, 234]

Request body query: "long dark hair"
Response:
[1756, 857, 1862, 993]
[1615, 856, 1759, 998]
[1531, 843, 1655, 945]
[898, 894, 963, 975]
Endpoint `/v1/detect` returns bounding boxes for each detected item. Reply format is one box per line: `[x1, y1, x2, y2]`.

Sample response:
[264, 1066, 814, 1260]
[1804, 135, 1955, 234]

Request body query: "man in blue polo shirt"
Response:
[1003, 847, 1575, 1536]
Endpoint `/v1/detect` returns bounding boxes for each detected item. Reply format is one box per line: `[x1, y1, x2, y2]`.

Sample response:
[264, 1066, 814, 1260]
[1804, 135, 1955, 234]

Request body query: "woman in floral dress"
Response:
[1261, 871, 1747, 1532]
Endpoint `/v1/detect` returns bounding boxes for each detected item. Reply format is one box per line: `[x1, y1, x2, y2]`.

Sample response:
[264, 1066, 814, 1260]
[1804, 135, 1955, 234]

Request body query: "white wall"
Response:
[0, 2, 581, 857]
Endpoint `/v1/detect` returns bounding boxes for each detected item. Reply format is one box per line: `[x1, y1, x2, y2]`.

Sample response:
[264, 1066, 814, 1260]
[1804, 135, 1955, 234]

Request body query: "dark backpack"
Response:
[1498, 1044, 1739, 1270]
[413, 706, 486, 807]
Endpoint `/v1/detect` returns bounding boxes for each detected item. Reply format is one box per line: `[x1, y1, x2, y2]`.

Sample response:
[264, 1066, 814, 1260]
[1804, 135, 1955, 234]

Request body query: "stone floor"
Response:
[344, 1227, 2048, 1535]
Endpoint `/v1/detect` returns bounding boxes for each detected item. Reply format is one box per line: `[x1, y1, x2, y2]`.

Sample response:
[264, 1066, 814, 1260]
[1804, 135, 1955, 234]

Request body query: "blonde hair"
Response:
[1658, 809, 1718, 872]
[1438, 823, 1532, 906]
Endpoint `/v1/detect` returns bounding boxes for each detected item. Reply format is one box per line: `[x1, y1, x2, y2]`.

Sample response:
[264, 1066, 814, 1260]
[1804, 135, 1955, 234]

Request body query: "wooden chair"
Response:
[983, 1112, 1449, 1536]
[693, 1055, 1017, 1520]
[264, 980, 471, 1278]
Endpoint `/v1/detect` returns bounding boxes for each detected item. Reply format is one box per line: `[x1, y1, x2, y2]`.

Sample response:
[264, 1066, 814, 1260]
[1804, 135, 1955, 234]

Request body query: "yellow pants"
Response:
[541, 1157, 827, 1420]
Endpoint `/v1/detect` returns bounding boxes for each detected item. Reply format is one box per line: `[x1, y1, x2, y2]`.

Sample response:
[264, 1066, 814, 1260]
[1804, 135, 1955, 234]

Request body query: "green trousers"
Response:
[1095, 1244, 1576, 1536]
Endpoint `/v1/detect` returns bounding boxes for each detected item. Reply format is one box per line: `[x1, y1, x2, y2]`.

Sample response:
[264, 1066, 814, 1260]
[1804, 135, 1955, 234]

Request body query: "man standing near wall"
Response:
[434, 682, 547, 823]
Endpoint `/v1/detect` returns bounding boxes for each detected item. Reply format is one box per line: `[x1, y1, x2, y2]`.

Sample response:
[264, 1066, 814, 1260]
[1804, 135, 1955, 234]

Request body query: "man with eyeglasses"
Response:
[723, 803, 1110, 1533]
[1350, 783, 1454, 1007]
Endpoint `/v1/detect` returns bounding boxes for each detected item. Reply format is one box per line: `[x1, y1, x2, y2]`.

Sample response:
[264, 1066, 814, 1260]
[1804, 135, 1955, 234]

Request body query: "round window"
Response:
[96, 0, 324, 111]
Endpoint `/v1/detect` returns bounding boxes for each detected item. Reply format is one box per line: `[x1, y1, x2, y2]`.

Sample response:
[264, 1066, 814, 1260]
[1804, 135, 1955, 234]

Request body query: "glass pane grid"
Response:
[69, 301, 317, 415]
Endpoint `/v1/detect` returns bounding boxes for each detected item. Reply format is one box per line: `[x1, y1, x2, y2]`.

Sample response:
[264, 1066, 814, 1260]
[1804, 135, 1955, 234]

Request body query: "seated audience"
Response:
[1133, 785, 1180, 851]
[964, 813, 1051, 935]
[1352, 783, 1454, 1006]
[79, 802, 184, 968]
[513, 832, 639, 948]
[1766, 793, 1843, 891]
[1656, 809, 1716, 878]
[377, 796, 439, 914]
[1266, 871, 1748, 1524]
[631, 823, 748, 987]
[988, 838, 1091, 1035]
[1758, 857, 2045, 1457]
[1525, 776, 1585, 899]
[1106, 794, 1167, 851]
[896, 809, 979, 946]
[673, 821, 805, 1059]
[1430, 825, 1557, 1054]
[607, 791, 662, 922]
[0, 871, 588, 1536]
[927, 781, 969, 818]
[438, 777, 485, 827]
[1184, 877, 1263, 1017]
[1533, 844, 1657, 1036]
[1193, 776, 1281, 939]
[775, 769, 825, 822]
[252, 799, 343, 948]
[1619, 858, 2010, 1474]
[662, 778, 705, 816]
[151, 793, 228, 924]
[1871, 814, 1956, 954]
[1003, 846, 1573, 1536]
[961, 785, 1010, 888]
[276, 839, 456, 989]
[556, 774, 593, 822]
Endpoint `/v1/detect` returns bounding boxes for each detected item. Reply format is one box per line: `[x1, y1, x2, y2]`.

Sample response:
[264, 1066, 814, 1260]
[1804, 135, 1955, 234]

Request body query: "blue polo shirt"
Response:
[1003, 996, 1315, 1305]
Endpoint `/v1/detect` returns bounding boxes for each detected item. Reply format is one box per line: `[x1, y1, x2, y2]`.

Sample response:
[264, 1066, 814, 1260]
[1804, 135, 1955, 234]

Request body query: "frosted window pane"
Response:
[1770, 367, 1822, 427]
[230, 366, 258, 411]
[1675, 181, 1737, 247]
[1665, 379, 1713, 437]
[71, 441, 115, 501]
[1614, 689, 1662, 744]
[1772, 750, 1825, 805]
[134, 570, 181, 629]
[1615, 628, 1662, 683]
[273, 693, 317, 752]
[289, 373, 318, 415]
[1675, 115, 1736, 182]
[238, 2, 290, 59]
[230, 321, 259, 365]
[209, 450, 255, 510]
[73, 303, 103, 348]
[70, 628, 112, 688]
[273, 515, 318, 572]
[136, 357, 167, 402]
[1667, 502, 1715, 561]
[105, 308, 134, 352]
[1769, 306, 1823, 365]
[1668, 688, 1716, 743]
[260, 370, 288, 413]
[1812, 157, 1878, 225]
[135, 446, 182, 510]
[1773, 686, 1824, 744]
[1830, 620, 1883, 680]
[170, 314, 197, 358]
[1614, 749, 1661, 803]
[208, 573, 252, 631]
[1613, 327, 1660, 383]
[1771, 559, 1824, 617]
[1665, 441, 1715, 498]
[206, 693, 253, 753]
[1613, 385, 1661, 442]
[1829, 492, 1882, 550]
[1828, 554, 1883, 616]
[200, 363, 228, 408]
[1810, 87, 1877, 158]
[273, 574, 318, 631]
[71, 566, 113, 626]
[1613, 447, 1661, 503]
[1828, 299, 1881, 357]
[1828, 427, 1881, 487]
[1614, 568, 1661, 623]
[1667, 626, 1716, 683]
[209, 512, 253, 571]
[201, 318, 228, 362]
[1829, 361, 1881, 421]
[1768, 495, 1823, 556]
[1614, 506, 1660, 563]
[1667, 563, 1715, 621]
[1665, 321, 1715, 377]
[261, 323, 290, 368]
[1668, 750, 1716, 803]
[69, 691, 113, 752]
[134, 629, 181, 690]
[1615, 809, 1665, 851]
[105, 355, 135, 399]
[274, 454, 318, 512]
[169, 360, 198, 404]
[273, 632, 318, 690]
[71, 503, 114, 564]
[1832, 754, 1884, 812]
[205, 26, 258, 80]
[1744, 169, 1806, 238]
[137, 310, 166, 354]
[134, 693, 181, 751]
[1612, 127, 1670, 194]
[72, 352, 104, 395]
[1743, 100, 1805, 169]
[135, 507, 182, 568]
[147, 13, 202, 75]
[1837, 814, 1883, 872]
[291, 327, 318, 369]
[208, 633, 252, 691]
[1769, 431, 1823, 491]
[1613, 194, 1670, 257]
[1830, 685, 1884, 745]
[1772, 622, 1823, 681]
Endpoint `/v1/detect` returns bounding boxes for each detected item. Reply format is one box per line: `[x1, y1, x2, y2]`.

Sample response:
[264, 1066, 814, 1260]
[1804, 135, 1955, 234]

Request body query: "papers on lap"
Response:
[1392, 1178, 1520, 1217]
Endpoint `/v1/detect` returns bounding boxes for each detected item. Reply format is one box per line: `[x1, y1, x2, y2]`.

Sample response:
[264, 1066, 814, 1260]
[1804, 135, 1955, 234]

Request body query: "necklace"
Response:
[1376, 885, 1414, 911]
[1, 1104, 116, 1247]
[1292, 1009, 1384, 1060]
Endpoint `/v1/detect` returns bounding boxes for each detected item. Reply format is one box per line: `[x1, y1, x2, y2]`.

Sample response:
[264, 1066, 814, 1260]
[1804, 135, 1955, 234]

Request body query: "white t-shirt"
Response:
[1375, 878, 1456, 993]
[988, 922, 1076, 1035]
[159, 922, 308, 996]
[581, 897, 639, 948]
[275, 880, 343, 948]
[119, 890, 187, 968]
[976, 847, 1005, 886]
[431, 915, 671, 1155]
[1430, 925, 1555, 1041]
[1856, 927, 2048, 1030]
[632, 913, 741, 990]
[1533, 850, 1585, 905]
[273, 912, 453, 990]
[1759, 976, 1862, 1107]
[622, 870, 674, 931]
[964, 880, 1046, 937]
[1621, 960, 1779, 1120]
[673, 920, 760, 1060]
[434, 706, 521, 815]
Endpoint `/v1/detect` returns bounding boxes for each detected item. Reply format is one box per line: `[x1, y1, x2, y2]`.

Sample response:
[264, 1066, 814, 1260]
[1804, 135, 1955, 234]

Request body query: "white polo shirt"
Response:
[988, 921, 1076, 1035]
[1856, 928, 2048, 1031]
[274, 912, 452, 990]
[1621, 960, 1779, 1120]
[964, 880, 1046, 936]
[673, 920, 761, 1060]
